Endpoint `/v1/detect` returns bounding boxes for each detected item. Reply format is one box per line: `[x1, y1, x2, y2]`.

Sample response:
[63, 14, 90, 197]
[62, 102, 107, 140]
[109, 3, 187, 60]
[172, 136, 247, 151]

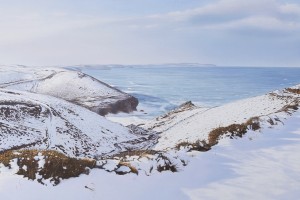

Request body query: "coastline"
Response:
[0, 65, 300, 199]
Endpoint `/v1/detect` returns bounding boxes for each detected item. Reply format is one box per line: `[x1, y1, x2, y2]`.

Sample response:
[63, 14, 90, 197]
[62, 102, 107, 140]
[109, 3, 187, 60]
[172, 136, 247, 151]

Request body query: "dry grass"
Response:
[208, 117, 260, 146]
[0, 150, 18, 167]
[110, 150, 158, 159]
[280, 103, 299, 113]
[174, 117, 261, 150]
[118, 162, 139, 175]
[286, 88, 300, 95]
[157, 163, 177, 173]
[0, 149, 96, 185]
[156, 154, 178, 173]
[175, 140, 211, 152]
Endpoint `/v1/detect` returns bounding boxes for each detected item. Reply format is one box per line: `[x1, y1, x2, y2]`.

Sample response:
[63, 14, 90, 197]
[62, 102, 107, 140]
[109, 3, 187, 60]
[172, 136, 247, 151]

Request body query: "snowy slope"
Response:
[1, 64, 300, 199]
[0, 65, 138, 115]
[1, 109, 300, 200]
[0, 88, 156, 157]
[136, 86, 300, 150]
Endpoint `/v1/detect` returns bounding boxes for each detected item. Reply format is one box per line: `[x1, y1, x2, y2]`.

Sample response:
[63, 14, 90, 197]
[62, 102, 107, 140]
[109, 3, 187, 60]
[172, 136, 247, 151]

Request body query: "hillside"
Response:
[107, 86, 300, 152]
[0, 88, 157, 157]
[2, 109, 299, 199]
[0, 65, 138, 115]
[0, 66, 299, 192]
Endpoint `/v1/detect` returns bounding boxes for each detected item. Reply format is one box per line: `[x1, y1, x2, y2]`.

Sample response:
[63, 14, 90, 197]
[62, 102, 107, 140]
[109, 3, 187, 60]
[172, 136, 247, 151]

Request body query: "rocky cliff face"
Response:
[0, 65, 138, 116]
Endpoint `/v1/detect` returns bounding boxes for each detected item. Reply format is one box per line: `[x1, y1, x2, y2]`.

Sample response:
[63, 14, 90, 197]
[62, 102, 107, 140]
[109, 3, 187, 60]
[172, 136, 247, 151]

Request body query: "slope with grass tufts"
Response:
[137, 86, 300, 150]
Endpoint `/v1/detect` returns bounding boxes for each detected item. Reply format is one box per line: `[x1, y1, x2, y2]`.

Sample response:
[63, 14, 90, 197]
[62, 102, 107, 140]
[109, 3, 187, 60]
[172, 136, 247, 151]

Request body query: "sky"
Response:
[0, 0, 299, 67]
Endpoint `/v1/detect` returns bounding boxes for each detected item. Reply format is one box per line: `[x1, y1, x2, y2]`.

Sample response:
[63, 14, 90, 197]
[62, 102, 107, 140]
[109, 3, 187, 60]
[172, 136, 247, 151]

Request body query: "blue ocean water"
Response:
[79, 65, 300, 118]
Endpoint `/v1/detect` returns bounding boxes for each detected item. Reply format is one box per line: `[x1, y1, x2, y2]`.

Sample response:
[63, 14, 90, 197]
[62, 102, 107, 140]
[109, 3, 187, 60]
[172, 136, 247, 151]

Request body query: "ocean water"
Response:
[79, 65, 300, 118]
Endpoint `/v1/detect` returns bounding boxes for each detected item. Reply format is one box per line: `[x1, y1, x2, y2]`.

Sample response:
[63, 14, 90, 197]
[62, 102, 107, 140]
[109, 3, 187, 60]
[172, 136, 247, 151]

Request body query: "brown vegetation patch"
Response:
[286, 88, 300, 95]
[157, 164, 177, 173]
[174, 117, 261, 150]
[109, 150, 158, 159]
[279, 103, 299, 114]
[175, 140, 211, 152]
[208, 117, 261, 146]
[0, 150, 17, 167]
[117, 162, 139, 175]
[0, 150, 96, 185]
[156, 155, 178, 173]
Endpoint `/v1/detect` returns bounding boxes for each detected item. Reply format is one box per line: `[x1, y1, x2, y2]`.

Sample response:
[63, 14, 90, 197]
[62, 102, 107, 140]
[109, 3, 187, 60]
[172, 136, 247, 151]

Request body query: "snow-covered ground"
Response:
[1, 110, 300, 200]
[0, 88, 157, 157]
[0, 65, 138, 115]
[109, 87, 300, 151]
[1, 66, 299, 199]
[0, 65, 156, 158]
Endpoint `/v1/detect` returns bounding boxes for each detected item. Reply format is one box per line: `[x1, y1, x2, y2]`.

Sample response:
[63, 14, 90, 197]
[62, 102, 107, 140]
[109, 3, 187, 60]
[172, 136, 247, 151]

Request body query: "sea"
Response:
[76, 65, 300, 119]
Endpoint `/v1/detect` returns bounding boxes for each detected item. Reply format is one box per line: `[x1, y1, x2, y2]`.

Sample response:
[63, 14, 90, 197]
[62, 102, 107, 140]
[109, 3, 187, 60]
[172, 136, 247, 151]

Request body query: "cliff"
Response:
[0, 65, 138, 116]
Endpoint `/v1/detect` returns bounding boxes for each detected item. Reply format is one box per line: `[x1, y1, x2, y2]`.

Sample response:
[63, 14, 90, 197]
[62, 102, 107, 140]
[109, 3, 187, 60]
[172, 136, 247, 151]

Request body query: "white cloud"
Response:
[214, 16, 300, 33]
[142, 0, 300, 33]
[1, 0, 299, 44]
[0, 0, 299, 66]
[0, 11, 100, 45]
[279, 3, 300, 15]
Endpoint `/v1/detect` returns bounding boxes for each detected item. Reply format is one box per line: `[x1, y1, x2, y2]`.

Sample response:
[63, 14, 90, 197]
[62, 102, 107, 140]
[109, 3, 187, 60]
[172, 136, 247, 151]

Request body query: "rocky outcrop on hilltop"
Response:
[0, 66, 138, 116]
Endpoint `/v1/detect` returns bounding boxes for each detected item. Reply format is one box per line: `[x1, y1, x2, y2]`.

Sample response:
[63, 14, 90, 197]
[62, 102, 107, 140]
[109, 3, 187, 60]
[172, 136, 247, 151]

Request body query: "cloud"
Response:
[0, 0, 299, 66]
[1, 0, 299, 44]
[0, 10, 100, 45]
[140, 0, 300, 34]
[280, 3, 300, 15]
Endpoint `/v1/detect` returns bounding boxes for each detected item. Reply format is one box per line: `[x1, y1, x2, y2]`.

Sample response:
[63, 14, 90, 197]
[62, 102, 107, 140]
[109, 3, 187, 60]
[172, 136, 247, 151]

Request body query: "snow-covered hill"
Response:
[0, 65, 138, 115]
[1, 102, 300, 200]
[126, 86, 300, 150]
[0, 88, 156, 157]
[1, 66, 299, 158]
[0, 65, 299, 196]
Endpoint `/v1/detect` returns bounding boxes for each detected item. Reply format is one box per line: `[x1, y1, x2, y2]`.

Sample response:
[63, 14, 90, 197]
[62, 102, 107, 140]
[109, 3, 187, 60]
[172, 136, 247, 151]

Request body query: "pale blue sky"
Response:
[0, 0, 299, 66]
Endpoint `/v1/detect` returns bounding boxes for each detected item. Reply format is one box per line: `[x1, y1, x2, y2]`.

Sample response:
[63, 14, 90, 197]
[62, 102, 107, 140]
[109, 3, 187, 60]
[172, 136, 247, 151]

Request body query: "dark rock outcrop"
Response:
[91, 95, 139, 116]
